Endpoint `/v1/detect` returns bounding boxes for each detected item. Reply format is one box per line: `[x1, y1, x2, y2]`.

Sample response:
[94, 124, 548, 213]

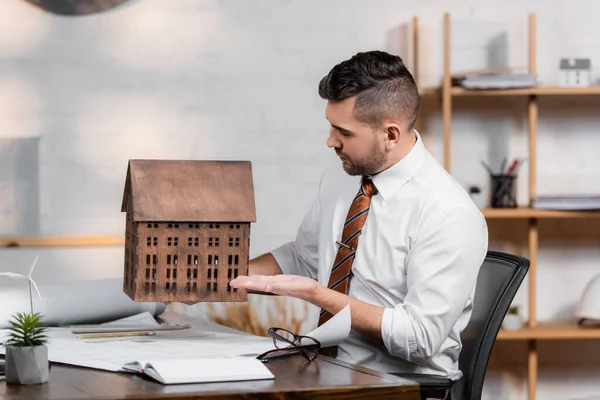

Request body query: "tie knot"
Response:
[361, 177, 378, 197]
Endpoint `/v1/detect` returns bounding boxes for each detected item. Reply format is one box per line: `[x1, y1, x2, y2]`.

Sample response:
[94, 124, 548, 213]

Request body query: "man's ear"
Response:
[384, 122, 402, 149]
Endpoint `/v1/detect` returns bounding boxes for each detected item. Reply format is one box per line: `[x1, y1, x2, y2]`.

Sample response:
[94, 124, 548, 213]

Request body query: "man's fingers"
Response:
[232, 275, 270, 284]
[230, 279, 270, 293]
[230, 274, 298, 294]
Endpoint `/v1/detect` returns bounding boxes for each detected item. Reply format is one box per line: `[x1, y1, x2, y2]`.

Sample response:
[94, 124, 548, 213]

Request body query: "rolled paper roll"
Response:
[0, 278, 167, 328]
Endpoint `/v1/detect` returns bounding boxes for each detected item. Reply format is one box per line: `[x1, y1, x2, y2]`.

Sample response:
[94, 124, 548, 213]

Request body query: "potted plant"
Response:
[468, 185, 486, 209]
[4, 312, 49, 385]
[502, 305, 524, 331]
[0, 255, 49, 385]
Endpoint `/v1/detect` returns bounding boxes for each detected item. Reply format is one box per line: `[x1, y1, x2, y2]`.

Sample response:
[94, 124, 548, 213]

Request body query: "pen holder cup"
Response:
[490, 174, 517, 208]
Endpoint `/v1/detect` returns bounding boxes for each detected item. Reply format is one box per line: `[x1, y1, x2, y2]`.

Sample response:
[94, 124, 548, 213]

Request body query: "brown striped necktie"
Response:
[318, 176, 378, 327]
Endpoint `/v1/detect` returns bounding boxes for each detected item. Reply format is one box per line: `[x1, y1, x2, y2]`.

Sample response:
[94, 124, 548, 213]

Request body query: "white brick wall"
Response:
[1, 0, 600, 398]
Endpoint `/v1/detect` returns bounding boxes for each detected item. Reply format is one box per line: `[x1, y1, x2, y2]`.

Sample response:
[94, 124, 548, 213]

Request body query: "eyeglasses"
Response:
[255, 327, 321, 363]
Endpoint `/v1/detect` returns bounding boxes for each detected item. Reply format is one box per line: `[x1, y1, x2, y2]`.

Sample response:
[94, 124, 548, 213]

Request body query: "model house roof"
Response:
[560, 58, 591, 70]
[121, 159, 256, 222]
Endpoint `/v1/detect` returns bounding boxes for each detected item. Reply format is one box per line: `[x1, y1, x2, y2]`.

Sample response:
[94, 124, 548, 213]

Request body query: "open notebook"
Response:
[121, 357, 274, 385]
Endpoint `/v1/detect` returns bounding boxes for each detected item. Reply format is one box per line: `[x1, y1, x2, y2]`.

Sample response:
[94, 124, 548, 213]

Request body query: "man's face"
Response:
[325, 97, 387, 176]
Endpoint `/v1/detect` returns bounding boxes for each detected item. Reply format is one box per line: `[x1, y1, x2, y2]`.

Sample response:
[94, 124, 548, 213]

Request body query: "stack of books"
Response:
[532, 195, 600, 210]
[452, 72, 537, 89]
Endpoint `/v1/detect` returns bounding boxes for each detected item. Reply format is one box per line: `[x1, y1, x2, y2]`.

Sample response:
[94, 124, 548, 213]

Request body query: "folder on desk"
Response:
[121, 356, 274, 385]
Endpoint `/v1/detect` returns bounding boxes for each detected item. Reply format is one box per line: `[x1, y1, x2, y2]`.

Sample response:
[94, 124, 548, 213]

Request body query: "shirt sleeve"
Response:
[380, 206, 488, 366]
[269, 195, 320, 280]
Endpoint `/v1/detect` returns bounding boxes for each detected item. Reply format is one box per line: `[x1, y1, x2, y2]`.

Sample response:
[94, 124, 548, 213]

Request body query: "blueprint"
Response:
[0, 305, 351, 373]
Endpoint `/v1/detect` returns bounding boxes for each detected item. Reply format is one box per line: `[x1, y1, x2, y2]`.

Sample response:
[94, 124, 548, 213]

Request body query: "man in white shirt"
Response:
[229, 50, 488, 380]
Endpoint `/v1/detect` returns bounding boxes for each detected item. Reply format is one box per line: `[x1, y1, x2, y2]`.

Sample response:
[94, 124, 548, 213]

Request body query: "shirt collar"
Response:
[367, 129, 427, 201]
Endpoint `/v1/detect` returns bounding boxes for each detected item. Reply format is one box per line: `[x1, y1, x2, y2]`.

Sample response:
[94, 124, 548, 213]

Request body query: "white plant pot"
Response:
[469, 192, 487, 209]
[502, 314, 524, 331]
[5, 345, 49, 385]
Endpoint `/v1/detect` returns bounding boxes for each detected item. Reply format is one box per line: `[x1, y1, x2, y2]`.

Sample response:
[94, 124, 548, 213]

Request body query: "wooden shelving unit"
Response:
[413, 12, 600, 400]
[482, 208, 600, 219]
[497, 320, 600, 341]
[0, 235, 124, 248]
[451, 86, 600, 96]
[421, 86, 600, 97]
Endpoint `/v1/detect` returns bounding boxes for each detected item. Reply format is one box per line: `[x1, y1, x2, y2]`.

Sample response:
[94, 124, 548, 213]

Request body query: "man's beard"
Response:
[337, 141, 386, 176]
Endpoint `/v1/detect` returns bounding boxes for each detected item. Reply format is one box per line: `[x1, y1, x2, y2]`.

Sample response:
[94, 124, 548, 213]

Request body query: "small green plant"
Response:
[508, 305, 519, 315]
[5, 312, 48, 348]
[469, 185, 481, 194]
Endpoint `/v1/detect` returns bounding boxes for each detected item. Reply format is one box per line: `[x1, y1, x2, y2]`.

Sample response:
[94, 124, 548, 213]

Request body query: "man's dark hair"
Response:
[318, 50, 419, 130]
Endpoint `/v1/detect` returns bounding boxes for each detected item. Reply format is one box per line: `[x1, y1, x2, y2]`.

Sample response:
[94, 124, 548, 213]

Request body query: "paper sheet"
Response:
[73, 311, 161, 329]
[0, 319, 275, 372]
[0, 305, 352, 373]
[303, 304, 351, 347]
[102, 311, 161, 326]
[0, 278, 166, 328]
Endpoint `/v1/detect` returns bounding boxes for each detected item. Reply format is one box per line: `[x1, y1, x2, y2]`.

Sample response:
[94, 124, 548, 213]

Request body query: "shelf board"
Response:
[419, 87, 440, 97]
[497, 320, 600, 340]
[0, 235, 125, 248]
[450, 86, 600, 96]
[481, 207, 600, 219]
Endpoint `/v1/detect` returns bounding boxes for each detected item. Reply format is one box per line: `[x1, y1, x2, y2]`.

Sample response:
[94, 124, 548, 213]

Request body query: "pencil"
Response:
[71, 323, 190, 334]
[480, 160, 494, 175]
[79, 332, 156, 339]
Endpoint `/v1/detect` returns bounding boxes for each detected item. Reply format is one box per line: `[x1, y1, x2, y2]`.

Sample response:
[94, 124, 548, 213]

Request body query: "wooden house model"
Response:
[121, 159, 256, 303]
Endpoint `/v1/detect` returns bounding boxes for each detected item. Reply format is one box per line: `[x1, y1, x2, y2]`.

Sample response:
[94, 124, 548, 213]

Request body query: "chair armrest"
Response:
[390, 372, 453, 391]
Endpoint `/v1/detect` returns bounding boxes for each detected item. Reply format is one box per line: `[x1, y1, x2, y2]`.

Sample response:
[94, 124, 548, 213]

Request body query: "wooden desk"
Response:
[0, 355, 418, 399]
[0, 312, 419, 399]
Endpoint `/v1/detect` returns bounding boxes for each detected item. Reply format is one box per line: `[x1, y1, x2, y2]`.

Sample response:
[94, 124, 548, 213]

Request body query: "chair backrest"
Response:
[451, 251, 530, 400]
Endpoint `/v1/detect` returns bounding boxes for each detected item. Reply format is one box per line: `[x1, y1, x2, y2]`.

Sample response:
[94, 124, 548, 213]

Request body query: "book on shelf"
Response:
[121, 356, 274, 385]
[532, 194, 600, 210]
[578, 318, 600, 328]
[452, 72, 537, 89]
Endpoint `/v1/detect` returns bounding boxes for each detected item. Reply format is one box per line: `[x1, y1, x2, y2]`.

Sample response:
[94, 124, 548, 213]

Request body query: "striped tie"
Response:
[318, 176, 378, 327]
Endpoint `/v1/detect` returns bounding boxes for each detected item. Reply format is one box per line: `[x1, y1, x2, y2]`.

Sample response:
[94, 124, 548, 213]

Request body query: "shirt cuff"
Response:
[381, 306, 416, 361]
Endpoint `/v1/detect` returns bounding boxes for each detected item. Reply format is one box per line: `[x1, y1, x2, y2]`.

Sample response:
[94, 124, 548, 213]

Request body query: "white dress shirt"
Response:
[270, 130, 488, 380]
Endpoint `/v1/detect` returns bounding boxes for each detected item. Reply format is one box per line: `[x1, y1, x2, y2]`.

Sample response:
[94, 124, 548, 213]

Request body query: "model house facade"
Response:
[121, 159, 256, 303]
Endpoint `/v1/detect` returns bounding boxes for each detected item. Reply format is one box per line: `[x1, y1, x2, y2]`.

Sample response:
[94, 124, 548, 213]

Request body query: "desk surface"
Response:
[0, 312, 419, 399]
[0, 355, 419, 400]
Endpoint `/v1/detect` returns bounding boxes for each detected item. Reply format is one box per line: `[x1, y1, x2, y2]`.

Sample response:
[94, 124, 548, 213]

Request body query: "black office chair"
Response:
[393, 250, 530, 400]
